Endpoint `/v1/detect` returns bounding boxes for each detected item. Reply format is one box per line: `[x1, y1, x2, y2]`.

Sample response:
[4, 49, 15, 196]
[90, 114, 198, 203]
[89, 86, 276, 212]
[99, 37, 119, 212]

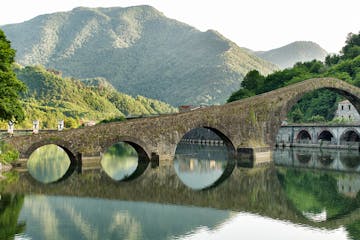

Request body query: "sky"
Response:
[0, 0, 359, 53]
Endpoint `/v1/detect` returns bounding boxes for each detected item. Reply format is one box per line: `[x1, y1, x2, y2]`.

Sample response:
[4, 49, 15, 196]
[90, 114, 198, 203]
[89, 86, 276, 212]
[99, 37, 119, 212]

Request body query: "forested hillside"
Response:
[228, 32, 360, 123]
[0, 65, 175, 129]
[2, 6, 277, 106]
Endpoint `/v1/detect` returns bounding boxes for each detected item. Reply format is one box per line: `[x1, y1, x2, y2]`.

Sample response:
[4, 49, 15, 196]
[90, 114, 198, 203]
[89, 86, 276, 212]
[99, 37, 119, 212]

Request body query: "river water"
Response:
[1, 141, 360, 239]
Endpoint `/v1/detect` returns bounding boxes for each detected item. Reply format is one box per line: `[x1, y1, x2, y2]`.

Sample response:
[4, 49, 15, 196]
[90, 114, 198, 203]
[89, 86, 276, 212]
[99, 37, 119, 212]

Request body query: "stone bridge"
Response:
[5, 78, 360, 167]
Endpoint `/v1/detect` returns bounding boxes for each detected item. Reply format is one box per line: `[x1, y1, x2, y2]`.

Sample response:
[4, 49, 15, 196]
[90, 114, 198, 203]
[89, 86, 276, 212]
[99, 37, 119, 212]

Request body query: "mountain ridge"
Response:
[254, 41, 328, 69]
[2, 5, 278, 106]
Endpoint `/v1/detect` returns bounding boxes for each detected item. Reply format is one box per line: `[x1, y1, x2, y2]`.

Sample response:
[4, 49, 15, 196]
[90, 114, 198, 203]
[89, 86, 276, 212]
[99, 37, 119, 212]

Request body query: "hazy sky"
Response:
[0, 0, 359, 53]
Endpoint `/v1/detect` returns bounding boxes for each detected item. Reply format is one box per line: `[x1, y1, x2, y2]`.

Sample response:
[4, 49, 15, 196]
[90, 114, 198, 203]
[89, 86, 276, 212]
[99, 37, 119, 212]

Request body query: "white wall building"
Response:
[334, 100, 360, 122]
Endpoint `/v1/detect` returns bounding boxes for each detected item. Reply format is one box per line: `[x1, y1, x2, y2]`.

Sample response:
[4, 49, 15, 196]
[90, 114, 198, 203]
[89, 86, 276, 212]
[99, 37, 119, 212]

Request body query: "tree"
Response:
[0, 29, 25, 122]
[341, 32, 360, 59]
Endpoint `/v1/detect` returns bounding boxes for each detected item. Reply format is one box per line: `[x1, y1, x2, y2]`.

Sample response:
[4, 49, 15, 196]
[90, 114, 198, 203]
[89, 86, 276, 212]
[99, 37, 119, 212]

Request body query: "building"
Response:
[334, 100, 360, 122]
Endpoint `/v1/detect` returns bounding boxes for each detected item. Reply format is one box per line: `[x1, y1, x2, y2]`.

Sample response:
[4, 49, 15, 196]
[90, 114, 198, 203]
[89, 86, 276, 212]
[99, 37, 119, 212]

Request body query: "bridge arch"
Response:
[24, 140, 80, 182]
[296, 130, 312, 142]
[340, 128, 360, 144]
[100, 135, 152, 162]
[24, 139, 79, 164]
[176, 124, 236, 154]
[271, 78, 360, 145]
[318, 130, 335, 142]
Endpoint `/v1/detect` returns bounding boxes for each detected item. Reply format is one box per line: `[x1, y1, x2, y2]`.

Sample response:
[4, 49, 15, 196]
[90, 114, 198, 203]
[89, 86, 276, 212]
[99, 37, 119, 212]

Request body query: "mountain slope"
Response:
[12, 65, 175, 129]
[2, 6, 277, 106]
[255, 41, 328, 69]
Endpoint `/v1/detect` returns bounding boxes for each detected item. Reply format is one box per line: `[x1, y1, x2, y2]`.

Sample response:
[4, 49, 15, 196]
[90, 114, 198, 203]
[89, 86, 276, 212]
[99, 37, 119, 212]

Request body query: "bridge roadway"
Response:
[5, 78, 360, 167]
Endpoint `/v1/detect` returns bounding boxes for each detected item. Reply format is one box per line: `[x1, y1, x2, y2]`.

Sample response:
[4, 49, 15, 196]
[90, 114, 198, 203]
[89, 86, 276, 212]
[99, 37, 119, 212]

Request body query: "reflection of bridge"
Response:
[5, 78, 360, 166]
[274, 148, 360, 172]
[277, 124, 360, 150]
[3, 164, 360, 231]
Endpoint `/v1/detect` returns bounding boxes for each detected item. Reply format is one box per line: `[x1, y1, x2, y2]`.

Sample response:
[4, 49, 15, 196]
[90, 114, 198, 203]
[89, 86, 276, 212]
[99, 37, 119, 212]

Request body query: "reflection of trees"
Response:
[27, 144, 70, 183]
[346, 220, 360, 240]
[101, 143, 138, 180]
[277, 168, 360, 220]
[0, 194, 25, 239]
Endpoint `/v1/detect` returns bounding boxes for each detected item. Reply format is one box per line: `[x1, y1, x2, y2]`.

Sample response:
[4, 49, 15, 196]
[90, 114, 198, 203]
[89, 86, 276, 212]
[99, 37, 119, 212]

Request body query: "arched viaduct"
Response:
[5, 78, 360, 166]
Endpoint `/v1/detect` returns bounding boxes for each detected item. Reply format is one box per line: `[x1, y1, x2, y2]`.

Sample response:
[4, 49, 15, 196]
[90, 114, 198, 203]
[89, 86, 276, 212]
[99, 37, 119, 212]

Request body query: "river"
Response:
[1, 137, 360, 239]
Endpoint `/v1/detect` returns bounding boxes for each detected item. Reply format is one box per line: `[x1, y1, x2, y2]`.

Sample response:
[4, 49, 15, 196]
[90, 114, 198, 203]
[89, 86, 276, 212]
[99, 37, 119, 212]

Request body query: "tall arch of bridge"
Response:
[6, 78, 360, 167]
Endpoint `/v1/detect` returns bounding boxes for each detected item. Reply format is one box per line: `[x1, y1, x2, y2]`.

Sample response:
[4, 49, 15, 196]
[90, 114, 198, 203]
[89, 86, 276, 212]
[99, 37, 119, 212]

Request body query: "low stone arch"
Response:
[24, 139, 78, 164]
[296, 129, 312, 142]
[318, 129, 335, 142]
[100, 135, 152, 161]
[24, 139, 80, 182]
[340, 128, 360, 144]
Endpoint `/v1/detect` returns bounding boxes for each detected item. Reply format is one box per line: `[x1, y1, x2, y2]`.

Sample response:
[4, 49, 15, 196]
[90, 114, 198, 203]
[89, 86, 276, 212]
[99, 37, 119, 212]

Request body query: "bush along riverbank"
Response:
[0, 141, 19, 178]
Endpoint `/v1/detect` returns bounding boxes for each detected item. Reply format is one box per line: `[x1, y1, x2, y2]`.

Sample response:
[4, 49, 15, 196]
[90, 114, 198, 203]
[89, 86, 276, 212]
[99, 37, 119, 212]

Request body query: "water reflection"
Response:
[174, 143, 232, 190]
[101, 142, 139, 181]
[0, 194, 25, 239]
[277, 167, 360, 221]
[274, 147, 360, 172]
[3, 144, 360, 239]
[13, 194, 230, 240]
[27, 144, 71, 183]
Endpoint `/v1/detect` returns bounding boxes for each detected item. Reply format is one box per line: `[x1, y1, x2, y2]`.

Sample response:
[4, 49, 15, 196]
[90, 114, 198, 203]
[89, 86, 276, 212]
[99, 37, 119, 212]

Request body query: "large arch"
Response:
[270, 78, 360, 145]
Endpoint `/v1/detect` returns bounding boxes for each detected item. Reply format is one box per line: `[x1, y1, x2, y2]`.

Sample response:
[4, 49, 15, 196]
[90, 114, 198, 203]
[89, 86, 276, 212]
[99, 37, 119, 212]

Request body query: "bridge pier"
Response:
[237, 146, 272, 167]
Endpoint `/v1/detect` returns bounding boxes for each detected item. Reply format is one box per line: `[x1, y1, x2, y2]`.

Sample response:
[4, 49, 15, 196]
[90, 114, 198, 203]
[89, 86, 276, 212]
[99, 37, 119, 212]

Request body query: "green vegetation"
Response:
[277, 168, 360, 219]
[0, 29, 25, 123]
[228, 31, 360, 123]
[0, 141, 19, 164]
[2, 6, 277, 106]
[0, 65, 175, 129]
[0, 194, 25, 239]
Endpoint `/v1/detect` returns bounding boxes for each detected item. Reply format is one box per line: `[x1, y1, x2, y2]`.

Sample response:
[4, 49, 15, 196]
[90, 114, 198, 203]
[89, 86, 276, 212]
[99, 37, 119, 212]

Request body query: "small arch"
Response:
[318, 130, 334, 142]
[101, 136, 151, 161]
[340, 129, 360, 144]
[101, 137, 151, 181]
[296, 130, 312, 142]
[26, 144, 78, 183]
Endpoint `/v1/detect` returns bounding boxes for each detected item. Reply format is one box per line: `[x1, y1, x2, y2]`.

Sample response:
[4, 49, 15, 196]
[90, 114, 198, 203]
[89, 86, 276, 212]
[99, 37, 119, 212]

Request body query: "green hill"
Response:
[3, 65, 175, 129]
[254, 41, 328, 69]
[1, 5, 277, 106]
